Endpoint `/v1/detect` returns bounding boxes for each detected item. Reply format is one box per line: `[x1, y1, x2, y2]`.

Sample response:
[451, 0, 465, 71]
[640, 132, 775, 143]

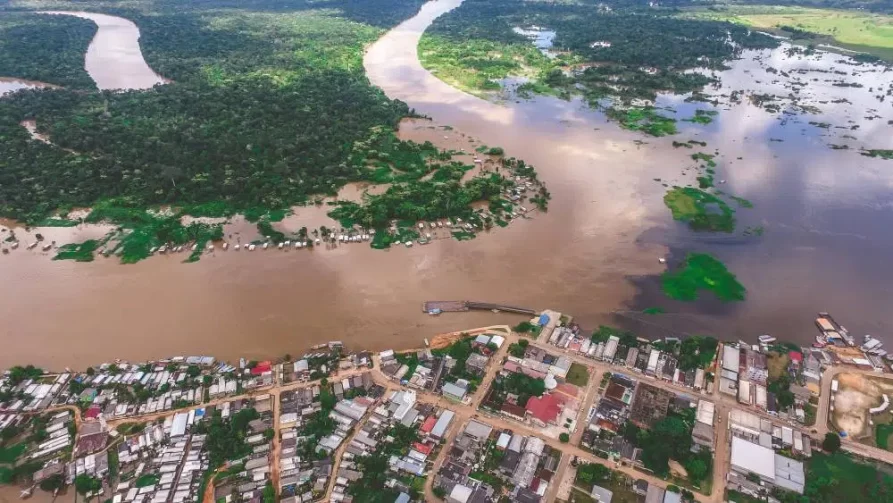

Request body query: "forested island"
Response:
[0, 0, 548, 262]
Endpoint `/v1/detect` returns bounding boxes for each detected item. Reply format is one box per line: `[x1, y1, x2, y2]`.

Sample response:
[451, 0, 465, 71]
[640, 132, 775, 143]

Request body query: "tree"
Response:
[684, 456, 708, 483]
[39, 473, 65, 492]
[823, 433, 841, 453]
[575, 462, 611, 485]
[559, 433, 570, 443]
[640, 415, 693, 476]
[433, 486, 447, 499]
[74, 474, 101, 495]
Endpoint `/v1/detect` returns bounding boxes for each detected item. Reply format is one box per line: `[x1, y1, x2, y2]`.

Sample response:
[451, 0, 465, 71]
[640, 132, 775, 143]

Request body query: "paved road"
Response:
[544, 365, 602, 503]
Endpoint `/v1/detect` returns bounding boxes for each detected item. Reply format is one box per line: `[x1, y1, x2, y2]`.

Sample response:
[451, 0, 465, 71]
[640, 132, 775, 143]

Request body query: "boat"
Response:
[658, 257, 666, 264]
[223, 243, 229, 250]
[758, 335, 777, 344]
[263, 243, 269, 250]
[234, 244, 240, 251]
[404, 241, 413, 247]
[428, 309, 442, 316]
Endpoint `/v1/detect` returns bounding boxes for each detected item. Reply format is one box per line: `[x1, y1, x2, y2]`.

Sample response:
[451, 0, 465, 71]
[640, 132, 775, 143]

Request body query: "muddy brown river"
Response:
[1, 2, 892, 370]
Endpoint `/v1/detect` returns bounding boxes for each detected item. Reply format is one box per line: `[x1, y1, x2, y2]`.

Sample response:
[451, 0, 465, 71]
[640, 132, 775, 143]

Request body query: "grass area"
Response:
[727, 490, 765, 503]
[663, 187, 736, 233]
[0, 443, 26, 464]
[135, 473, 160, 488]
[806, 452, 893, 499]
[661, 253, 745, 302]
[686, 5, 893, 61]
[876, 422, 893, 450]
[767, 353, 791, 380]
[566, 363, 590, 387]
[568, 488, 598, 503]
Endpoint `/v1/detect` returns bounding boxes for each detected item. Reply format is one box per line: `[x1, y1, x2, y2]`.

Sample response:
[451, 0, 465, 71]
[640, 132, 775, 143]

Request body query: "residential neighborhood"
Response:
[2, 311, 893, 502]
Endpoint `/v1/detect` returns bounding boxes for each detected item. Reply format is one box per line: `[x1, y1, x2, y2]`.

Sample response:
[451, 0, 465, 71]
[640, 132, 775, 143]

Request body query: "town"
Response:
[2, 312, 893, 503]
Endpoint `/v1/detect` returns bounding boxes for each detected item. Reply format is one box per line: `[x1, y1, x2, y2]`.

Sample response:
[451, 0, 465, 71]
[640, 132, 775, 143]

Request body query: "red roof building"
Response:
[420, 416, 438, 434]
[525, 393, 562, 425]
[789, 351, 803, 364]
[412, 442, 433, 455]
[84, 405, 102, 420]
[251, 361, 272, 375]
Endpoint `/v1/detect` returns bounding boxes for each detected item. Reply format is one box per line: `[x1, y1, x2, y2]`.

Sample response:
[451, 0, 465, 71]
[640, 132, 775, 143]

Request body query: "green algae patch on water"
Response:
[53, 239, 100, 262]
[683, 109, 718, 125]
[606, 106, 678, 137]
[862, 149, 893, 160]
[663, 187, 735, 233]
[662, 253, 745, 302]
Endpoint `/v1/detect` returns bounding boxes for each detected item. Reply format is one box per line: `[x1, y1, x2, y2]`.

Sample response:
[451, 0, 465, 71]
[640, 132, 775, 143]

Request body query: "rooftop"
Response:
[525, 393, 562, 424]
[730, 436, 775, 480]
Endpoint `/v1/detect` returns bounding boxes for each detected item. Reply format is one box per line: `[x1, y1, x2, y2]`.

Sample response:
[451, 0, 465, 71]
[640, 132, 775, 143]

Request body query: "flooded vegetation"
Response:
[661, 253, 746, 302]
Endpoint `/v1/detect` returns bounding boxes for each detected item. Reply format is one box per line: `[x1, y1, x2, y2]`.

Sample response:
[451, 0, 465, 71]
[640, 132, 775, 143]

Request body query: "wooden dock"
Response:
[423, 301, 536, 316]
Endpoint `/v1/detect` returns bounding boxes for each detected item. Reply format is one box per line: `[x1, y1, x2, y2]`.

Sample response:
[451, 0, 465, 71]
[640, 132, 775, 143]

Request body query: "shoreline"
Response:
[0, 118, 546, 264]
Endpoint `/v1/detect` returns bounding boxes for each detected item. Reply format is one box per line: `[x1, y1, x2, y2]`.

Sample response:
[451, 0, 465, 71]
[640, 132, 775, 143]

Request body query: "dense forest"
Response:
[420, 0, 779, 104]
[0, 0, 437, 225]
[0, 0, 547, 260]
[0, 13, 97, 89]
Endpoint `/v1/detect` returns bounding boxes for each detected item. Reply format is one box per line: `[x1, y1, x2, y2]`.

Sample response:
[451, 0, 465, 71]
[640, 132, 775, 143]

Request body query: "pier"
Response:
[423, 300, 537, 316]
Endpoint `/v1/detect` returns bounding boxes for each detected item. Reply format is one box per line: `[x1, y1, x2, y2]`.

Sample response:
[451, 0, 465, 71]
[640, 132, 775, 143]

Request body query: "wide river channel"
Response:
[0, 1, 892, 369]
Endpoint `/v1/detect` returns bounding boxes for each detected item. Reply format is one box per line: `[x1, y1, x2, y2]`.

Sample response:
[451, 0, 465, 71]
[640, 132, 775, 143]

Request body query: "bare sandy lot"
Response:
[831, 373, 893, 439]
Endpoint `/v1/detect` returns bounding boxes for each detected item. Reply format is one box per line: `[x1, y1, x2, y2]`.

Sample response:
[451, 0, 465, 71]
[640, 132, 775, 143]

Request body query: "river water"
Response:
[0, 3, 892, 370]
[40, 11, 165, 90]
[0, 77, 55, 96]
